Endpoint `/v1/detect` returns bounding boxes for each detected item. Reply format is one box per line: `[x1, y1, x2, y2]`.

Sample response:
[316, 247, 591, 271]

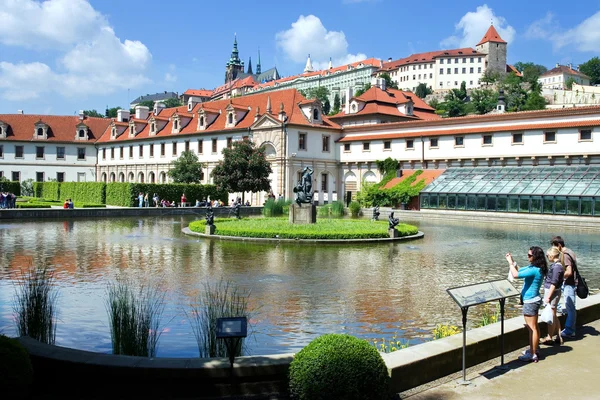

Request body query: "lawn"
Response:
[188, 217, 418, 240]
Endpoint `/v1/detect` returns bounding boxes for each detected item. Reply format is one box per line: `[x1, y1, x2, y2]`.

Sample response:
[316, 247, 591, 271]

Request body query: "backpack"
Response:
[565, 252, 589, 299]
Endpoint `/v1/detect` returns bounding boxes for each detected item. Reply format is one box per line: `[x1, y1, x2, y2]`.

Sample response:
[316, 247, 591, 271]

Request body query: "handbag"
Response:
[540, 304, 554, 324]
[576, 270, 589, 299]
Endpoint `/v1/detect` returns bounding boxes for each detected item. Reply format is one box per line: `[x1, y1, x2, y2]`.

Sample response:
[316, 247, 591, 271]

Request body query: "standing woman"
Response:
[542, 247, 564, 345]
[506, 246, 547, 363]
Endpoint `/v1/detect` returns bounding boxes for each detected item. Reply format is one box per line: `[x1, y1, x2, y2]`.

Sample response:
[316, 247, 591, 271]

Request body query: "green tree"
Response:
[480, 69, 501, 84]
[332, 93, 341, 115]
[163, 98, 183, 108]
[523, 91, 547, 111]
[565, 77, 576, 90]
[211, 140, 273, 202]
[428, 98, 440, 109]
[137, 100, 155, 109]
[444, 81, 468, 117]
[323, 97, 331, 115]
[579, 57, 600, 85]
[514, 62, 547, 83]
[501, 72, 527, 111]
[379, 73, 398, 89]
[355, 83, 371, 97]
[470, 88, 498, 114]
[83, 110, 104, 118]
[106, 107, 121, 118]
[167, 150, 205, 183]
[415, 83, 432, 99]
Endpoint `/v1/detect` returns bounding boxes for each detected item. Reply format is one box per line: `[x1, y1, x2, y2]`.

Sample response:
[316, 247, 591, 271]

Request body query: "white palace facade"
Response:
[1, 86, 600, 205]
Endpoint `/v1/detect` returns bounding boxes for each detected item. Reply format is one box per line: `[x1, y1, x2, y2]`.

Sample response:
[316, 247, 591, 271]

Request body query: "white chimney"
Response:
[154, 102, 165, 116]
[344, 87, 352, 114]
[388, 57, 392, 62]
[17, 110, 23, 114]
[117, 109, 130, 122]
[568, 63, 573, 70]
[556, 63, 560, 68]
[135, 105, 149, 120]
[380, 77, 387, 91]
[79, 110, 84, 120]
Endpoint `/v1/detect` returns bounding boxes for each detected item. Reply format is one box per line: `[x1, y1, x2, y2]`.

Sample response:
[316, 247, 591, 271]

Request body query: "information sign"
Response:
[447, 279, 519, 308]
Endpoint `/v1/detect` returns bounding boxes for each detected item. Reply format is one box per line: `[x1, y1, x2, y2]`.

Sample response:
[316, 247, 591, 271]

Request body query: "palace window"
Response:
[384, 140, 391, 150]
[343, 143, 350, 152]
[226, 137, 232, 149]
[36, 172, 44, 182]
[77, 148, 86, 160]
[12, 171, 20, 181]
[430, 138, 439, 148]
[37, 128, 44, 136]
[56, 172, 64, 182]
[298, 133, 306, 150]
[440, 68, 444, 75]
[455, 136, 464, 147]
[78, 129, 85, 139]
[111, 147, 115, 159]
[482, 135, 493, 145]
[198, 140, 203, 154]
[406, 139, 414, 149]
[185, 140, 190, 152]
[161, 143, 166, 156]
[322, 135, 330, 152]
[212, 138, 217, 153]
[0, 144, 3, 158]
[440, 59, 444, 64]
[172, 142, 177, 156]
[447, 68, 451, 74]
[15, 145, 24, 158]
[544, 131, 556, 143]
[36, 146, 44, 159]
[363, 142, 370, 151]
[139, 144, 144, 157]
[149, 144, 154, 157]
[129, 145, 133, 158]
[321, 173, 328, 192]
[512, 133, 523, 144]
[580, 129, 592, 141]
[56, 147, 65, 160]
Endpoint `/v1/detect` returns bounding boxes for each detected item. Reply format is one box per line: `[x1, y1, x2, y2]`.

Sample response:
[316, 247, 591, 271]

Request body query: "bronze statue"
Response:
[373, 206, 380, 221]
[388, 212, 399, 230]
[293, 166, 314, 206]
[206, 204, 215, 226]
[233, 203, 241, 219]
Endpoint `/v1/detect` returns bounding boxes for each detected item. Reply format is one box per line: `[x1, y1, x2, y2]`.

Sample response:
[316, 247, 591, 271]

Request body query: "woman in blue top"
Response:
[506, 246, 547, 363]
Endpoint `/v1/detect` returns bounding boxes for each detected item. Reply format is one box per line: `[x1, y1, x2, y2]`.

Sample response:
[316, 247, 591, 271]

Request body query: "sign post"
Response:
[447, 279, 519, 384]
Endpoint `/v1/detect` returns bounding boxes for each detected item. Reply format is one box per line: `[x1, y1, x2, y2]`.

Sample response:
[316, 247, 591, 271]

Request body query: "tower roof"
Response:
[304, 54, 314, 73]
[477, 25, 507, 46]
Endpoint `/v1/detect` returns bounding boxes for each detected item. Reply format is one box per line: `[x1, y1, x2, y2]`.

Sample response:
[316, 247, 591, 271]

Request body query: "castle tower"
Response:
[475, 24, 507, 76]
[225, 34, 245, 83]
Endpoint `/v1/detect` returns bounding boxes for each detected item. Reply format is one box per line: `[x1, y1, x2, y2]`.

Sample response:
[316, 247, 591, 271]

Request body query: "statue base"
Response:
[289, 203, 317, 224]
[205, 225, 216, 235]
[388, 228, 399, 238]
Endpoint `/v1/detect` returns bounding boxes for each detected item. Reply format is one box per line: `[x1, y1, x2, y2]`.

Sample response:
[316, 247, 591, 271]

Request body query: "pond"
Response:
[0, 216, 598, 357]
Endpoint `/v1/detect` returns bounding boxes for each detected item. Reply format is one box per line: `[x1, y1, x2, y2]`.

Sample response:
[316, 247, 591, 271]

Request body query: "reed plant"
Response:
[433, 323, 460, 339]
[317, 204, 331, 217]
[13, 266, 58, 345]
[263, 198, 285, 217]
[188, 278, 251, 358]
[371, 333, 410, 353]
[330, 201, 345, 217]
[106, 279, 166, 357]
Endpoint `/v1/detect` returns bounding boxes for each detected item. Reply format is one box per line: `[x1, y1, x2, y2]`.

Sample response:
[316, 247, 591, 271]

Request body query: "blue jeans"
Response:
[563, 284, 577, 334]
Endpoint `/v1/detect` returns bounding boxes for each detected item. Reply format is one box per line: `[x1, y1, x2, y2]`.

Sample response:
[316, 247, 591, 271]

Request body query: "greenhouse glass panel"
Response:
[500, 181, 519, 194]
[542, 197, 554, 214]
[544, 179, 567, 194]
[447, 195, 457, 209]
[510, 182, 529, 195]
[595, 198, 600, 216]
[508, 197, 519, 212]
[456, 195, 466, 210]
[467, 196, 477, 210]
[420, 195, 430, 208]
[583, 183, 600, 196]
[570, 181, 590, 196]
[497, 196, 508, 212]
[486, 196, 497, 211]
[438, 195, 448, 209]
[450, 180, 470, 193]
[519, 197, 530, 213]
[468, 180, 489, 193]
[557, 181, 578, 195]
[477, 196, 486, 210]
[581, 198, 593, 215]
[481, 180, 499, 192]
[430, 195, 438, 208]
[567, 198, 580, 215]
[534, 181, 553, 195]
[520, 180, 544, 195]
[531, 197, 542, 214]
[554, 198, 567, 215]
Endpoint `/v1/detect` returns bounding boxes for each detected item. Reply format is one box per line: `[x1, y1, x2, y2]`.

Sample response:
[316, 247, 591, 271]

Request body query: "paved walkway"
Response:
[400, 319, 600, 400]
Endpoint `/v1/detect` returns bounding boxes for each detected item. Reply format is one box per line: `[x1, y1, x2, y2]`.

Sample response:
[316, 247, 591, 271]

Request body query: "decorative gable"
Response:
[349, 100, 365, 114]
[128, 120, 147, 138]
[171, 114, 181, 134]
[0, 121, 7, 138]
[197, 107, 220, 131]
[298, 100, 323, 125]
[225, 103, 250, 129]
[75, 122, 89, 141]
[148, 117, 168, 136]
[397, 98, 414, 116]
[110, 121, 128, 140]
[34, 120, 49, 140]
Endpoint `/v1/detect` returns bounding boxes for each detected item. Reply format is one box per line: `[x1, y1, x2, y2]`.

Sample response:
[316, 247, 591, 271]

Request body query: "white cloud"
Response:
[525, 12, 554, 39]
[551, 11, 600, 52]
[275, 15, 367, 70]
[440, 4, 516, 48]
[0, 0, 152, 101]
[165, 73, 177, 83]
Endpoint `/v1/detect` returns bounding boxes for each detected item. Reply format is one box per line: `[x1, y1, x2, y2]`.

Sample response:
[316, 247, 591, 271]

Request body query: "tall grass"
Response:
[317, 204, 331, 217]
[106, 279, 166, 357]
[263, 199, 285, 217]
[188, 279, 251, 358]
[330, 201, 345, 217]
[13, 267, 58, 345]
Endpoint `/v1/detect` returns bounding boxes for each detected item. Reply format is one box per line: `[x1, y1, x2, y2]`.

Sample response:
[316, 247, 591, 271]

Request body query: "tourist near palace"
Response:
[1, 26, 599, 207]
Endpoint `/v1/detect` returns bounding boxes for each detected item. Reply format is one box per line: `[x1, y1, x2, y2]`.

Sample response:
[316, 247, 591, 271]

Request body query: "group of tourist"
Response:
[505, 235, 579, 363]
[62, 199, 74, 209]
[0, 191, 17, 208]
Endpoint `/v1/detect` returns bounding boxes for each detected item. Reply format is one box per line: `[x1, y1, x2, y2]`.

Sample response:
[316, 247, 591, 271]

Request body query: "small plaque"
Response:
[216, 317, 248, 338]
[447, 279, 519, 308]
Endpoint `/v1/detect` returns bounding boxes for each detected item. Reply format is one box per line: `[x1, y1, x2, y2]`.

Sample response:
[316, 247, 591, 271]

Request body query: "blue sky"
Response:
[1, 0, 599, 115]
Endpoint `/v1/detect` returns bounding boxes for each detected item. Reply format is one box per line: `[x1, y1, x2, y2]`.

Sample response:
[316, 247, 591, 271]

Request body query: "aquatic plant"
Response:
[433, 323, 460, 340]
[477, 303, 500, 327]
[330, 201, 345, 217]
[371, 333, 410, 353]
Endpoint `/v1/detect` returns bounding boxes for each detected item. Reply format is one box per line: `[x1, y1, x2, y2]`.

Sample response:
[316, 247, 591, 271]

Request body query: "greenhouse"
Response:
[419, 166, 600, 216]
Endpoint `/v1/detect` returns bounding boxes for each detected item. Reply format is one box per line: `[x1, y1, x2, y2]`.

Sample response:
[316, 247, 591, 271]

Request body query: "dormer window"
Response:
[37, 128, 44, 136]
[171, 116, 180, 134]
[0, 121, 7, 138]
[313, 109, 319, 120]
[78, 129, 85, 138]
[188, 102, 193, 112]
[228, 113, 233, 124]
[200, 116, 205, 126]
[75, 124, 89, 141]
[129, 125, 134, 136]
[34, 122, 48, 139]
[111, 127, 117, 139]
[174, 120, 179, 130]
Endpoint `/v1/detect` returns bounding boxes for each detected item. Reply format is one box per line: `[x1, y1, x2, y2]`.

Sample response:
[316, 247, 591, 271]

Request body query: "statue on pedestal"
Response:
[233, 203, 241, 219]
[293, 166, 314, 206]
[206, 205, 215, 226]
[388, 212, 399, 230]
[373, 206, 380, 221]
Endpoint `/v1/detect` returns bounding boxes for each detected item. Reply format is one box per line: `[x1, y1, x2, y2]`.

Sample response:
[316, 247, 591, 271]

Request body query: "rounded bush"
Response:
[0, 335, 34, 398]
[289, 334, 390, 400]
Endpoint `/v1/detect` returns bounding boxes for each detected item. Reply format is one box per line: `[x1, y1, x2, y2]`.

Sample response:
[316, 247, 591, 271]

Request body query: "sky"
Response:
[1, 0, 599, 115]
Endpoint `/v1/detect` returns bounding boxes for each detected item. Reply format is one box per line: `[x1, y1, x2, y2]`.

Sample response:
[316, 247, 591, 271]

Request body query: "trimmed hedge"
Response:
[0, 335, 33, 399]
[0, 181, 21, 195]
[60, 182, 105, 204]
[32, 182, 60, 201]
[288, 334, 390, 400]
[106, 182, 132, 207]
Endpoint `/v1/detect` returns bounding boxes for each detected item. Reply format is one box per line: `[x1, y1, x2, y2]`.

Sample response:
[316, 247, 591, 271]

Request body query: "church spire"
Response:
[247, 56, 253, 74]
[229, 33, 241, 65]
[304, 54, 314, 73]
[328, 57, 333, 70]
[256, 48, 262, 75]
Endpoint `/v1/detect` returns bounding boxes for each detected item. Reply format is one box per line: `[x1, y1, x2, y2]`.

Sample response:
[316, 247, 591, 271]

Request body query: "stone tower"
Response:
[475, 25, 507, 76]
[225, 34, 244, 83]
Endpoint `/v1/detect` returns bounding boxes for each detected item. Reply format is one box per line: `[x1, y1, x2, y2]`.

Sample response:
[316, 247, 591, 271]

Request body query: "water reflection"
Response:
[0, 216, 598, 357]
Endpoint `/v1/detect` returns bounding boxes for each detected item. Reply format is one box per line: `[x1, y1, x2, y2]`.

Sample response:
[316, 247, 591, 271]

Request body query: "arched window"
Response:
[118, 172, 124, 182]
[78, 129, 85, 138]
[228, 113, 233, 124]
[151, 123, 155, 133]
[128, 172, 134, 182]
[174, 120, 178, 130]
[37, 127, 44, 136]
[101, 173, 107, 182]
[138, 172, 144, 183]
[200, 116, 205, 126]
[149, 172, 155, 183]
[110, 173, 115, 182]
[313, 109, 319, 120]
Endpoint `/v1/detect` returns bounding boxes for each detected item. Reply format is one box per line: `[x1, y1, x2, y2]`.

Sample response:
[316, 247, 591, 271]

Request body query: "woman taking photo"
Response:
[542, 247, 564, 345]
[506, 246, 547, 363]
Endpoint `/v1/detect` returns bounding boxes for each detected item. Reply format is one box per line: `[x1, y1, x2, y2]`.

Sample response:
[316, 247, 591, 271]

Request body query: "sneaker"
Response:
[560, 330, 576, 339]
[518, 353, 539, 363]
[521, 349, 539, 356]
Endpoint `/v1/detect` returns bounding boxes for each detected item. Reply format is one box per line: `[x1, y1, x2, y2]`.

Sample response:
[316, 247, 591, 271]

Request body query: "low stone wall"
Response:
[0, 206, 263, 220]
[16, 294, 600, 397]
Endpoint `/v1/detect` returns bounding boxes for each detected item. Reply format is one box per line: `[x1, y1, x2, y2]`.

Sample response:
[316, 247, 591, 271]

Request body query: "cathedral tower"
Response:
[225, 34, 245, 83]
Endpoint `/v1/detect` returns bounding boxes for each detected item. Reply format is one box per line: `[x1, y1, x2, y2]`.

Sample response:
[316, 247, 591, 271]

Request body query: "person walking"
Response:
[506, 246, 547, 363]
[542, 247, 564, 345]
[551, 236, 578, 339]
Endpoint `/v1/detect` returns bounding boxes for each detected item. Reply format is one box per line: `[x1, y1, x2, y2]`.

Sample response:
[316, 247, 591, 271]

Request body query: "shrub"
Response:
[17, 203, 49, 209]
[0, 181, 21, 195]
[317, 204, 331, 217]
[0, 335, 33, 399]
[263, 198, 284, 217]
[330, 201, 345, 217]
[106, 182, 133, 206]
[289, 334, 390, 400]
[20, 179, 34, 197]
[477, 304, 500, 327]
[13, 267, 58, 345]
[349, 201, 361, 218]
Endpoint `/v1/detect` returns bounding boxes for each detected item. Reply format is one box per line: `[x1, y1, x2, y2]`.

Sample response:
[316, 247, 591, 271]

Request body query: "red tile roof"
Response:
[213, 76, 258, 96]
[184, 89, 213, 97]
[506, 64, 522, 77]
[380, 48, 485, 71]
[477, 25, 507, 46]
[0, 114, 111, 142]
[338, 119, 600, 142]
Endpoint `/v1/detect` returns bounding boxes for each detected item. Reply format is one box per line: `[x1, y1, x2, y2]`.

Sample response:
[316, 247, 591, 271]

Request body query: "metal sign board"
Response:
[447, 279, 519, 308]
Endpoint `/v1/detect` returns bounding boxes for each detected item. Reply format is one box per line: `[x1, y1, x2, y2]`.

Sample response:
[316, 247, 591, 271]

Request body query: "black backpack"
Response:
[565, 252, 589, 299]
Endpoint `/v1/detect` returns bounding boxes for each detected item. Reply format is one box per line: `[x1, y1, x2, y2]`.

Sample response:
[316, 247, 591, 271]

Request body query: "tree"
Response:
[332, 93, 341, 115]
[514, 62, 547, 83]
[415, 83, 432, 99]
[501, 72, 527, 111]
[323, 98, 331, 115]
[355, 83, 371, 97]
[106, 107, 121, 118]
[379, 73, 398, 90]
[523, 91, 547, 111]
[300, 87, 331, 114]
[579, 57, 600, 85]
[137, 100, 155, 110]
[444, 81, 468, 117]
[167, 150, 205, 183]
[83, 110, 104, 118]
[211, 139, 273, 202]
[565, 77, 576, 90]
[480, 69, 501, 85]
[470, 89, 498, 114]
[428, 98, 440, 109]
[163, 98, 183, 108]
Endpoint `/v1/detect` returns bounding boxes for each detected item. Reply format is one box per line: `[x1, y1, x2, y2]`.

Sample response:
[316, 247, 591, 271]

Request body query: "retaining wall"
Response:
[16, 294, 600, 398]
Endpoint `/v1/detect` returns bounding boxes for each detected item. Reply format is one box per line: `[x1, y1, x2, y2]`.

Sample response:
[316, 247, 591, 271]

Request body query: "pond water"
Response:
[0, 216, 598, 357]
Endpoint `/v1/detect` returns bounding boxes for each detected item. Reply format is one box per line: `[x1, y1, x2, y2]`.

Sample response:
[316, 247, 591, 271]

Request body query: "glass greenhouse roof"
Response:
[421, 166, 600, 197]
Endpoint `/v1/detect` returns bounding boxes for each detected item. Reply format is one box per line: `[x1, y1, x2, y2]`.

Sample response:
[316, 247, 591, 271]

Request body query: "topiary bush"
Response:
[289, 333, 390, 400]
[0, 335, 34, 399]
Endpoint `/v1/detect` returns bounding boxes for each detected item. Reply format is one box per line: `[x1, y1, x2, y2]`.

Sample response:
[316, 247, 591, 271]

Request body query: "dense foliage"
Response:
[60, 182, 106, 204]
[188, 218, 418, 239]
[349, 201, 361, 217]
[0, 335, 33, 398]
[262, 198, 286, 217]
[578, 57, 600, 86]
[0, 180, 21, 195]
[168, 150, 205, 183]
[356, 169, 426, 207]
[288, 334, 390, 400]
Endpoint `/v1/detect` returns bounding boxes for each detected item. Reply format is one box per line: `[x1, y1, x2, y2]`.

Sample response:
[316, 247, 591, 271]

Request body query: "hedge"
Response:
[0, 181, 21, 195]
[60, 182, 105, 204]
[32, 182, 60, 201]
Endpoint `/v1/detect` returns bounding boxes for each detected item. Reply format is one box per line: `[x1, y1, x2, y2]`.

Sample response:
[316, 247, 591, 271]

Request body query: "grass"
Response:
[189, 217, 418, 240]
[13, 267, 58, 345]
[16, 198, 106, 208]
[187, 279, 251, 358]
[106, 279, 166, 357]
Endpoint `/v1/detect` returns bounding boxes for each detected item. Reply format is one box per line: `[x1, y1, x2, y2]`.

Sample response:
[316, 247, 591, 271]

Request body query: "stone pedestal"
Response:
[289, 203, 317, 224]
[205, 225, 216, 235]
[388, 228, 399, 238]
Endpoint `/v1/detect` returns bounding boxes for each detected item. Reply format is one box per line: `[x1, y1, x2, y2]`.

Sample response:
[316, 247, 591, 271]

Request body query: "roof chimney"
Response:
[388, 57, 392, 62]
[556, 63, 560, 68]
[79, 110, 85, 120]
[135, 105, 149, 120]
[568, 63, 573, 70]
[17, 110, 23, 114]
[154, 102, 165, 116]
[380, 77, 386, 91]
[117, 109, 130, 122]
